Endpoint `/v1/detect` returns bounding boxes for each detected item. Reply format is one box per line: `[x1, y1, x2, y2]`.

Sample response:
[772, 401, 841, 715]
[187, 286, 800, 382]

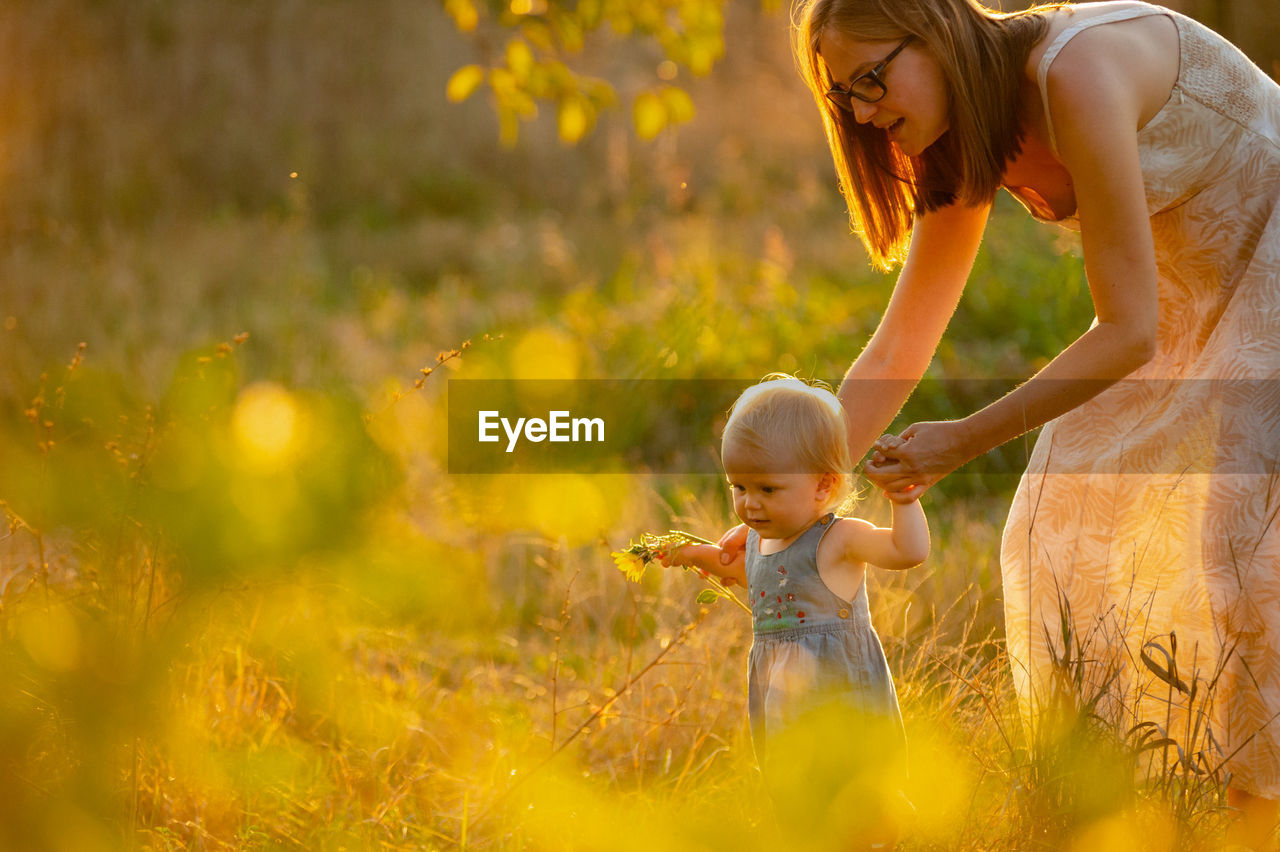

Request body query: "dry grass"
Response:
[0, 422, 1247, 849]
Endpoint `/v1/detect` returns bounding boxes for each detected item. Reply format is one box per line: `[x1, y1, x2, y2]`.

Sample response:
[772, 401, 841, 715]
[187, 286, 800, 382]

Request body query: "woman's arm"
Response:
[839, 200, 991, 462]
[868, 36, 1161, 496]
[717, 201, 986, 569]
[714, 204, 986, 569]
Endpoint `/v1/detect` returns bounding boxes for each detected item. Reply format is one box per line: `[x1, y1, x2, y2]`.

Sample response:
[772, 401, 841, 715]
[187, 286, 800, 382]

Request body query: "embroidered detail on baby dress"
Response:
[748, 514, 852, 632]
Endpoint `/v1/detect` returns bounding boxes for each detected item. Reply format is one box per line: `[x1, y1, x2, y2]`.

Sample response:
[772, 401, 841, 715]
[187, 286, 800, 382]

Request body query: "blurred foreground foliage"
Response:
[0, 336, 400, 849]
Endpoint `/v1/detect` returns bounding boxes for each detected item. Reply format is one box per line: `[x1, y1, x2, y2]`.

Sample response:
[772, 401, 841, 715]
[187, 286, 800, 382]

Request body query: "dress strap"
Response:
[1037, 3, 1167, 155]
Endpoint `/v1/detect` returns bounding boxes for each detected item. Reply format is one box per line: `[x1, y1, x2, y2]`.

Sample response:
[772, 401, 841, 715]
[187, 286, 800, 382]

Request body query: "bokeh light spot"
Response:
[510, 326, 581, 381]
[17, 605, 82, 672]
[232, 382, 302, 470]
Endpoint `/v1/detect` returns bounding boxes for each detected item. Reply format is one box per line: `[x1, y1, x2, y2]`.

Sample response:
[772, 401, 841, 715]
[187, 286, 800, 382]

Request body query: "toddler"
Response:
[666, 375, 928, 849]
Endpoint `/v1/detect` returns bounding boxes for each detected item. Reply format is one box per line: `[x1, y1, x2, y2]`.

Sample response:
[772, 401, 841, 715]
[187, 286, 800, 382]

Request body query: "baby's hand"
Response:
[658, 544, 735, 585]
[655, 545, 686, 568]
[883, 484, 925, 505]
[657, 545, 708, 572]
[869, 433, 925, 503]
[872, 433, 905, 457]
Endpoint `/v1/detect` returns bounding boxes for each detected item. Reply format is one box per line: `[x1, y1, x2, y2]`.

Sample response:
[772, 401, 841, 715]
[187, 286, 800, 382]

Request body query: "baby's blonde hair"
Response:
[721, 374, 854, 510]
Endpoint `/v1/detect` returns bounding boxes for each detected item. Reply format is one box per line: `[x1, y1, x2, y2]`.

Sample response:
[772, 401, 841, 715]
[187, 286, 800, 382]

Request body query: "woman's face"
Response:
[818, 28, 950, 157]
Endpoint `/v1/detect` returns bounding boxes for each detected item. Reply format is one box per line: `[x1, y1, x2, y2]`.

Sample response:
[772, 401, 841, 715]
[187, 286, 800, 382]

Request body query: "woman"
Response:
[722, 0, 1280, 842]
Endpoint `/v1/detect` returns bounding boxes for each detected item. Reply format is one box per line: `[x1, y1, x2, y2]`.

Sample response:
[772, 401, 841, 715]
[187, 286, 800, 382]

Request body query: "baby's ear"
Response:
[815, 472, 839, 500]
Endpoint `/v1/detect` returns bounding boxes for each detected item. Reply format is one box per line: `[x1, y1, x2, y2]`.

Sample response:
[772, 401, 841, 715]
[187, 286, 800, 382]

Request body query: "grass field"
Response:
[0, 2, 1249, 850]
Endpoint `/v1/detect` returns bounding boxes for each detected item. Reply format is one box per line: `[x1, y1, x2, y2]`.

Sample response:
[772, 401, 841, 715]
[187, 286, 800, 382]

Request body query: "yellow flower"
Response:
[610, 530, 749, 613]
[611, 546, 650, 582]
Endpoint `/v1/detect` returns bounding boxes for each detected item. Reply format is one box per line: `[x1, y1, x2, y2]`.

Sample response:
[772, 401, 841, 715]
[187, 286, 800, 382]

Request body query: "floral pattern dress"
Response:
[1001, 2, 1280, 796]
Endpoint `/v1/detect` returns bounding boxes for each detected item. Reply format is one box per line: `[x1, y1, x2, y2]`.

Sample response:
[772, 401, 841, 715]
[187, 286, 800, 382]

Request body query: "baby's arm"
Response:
[837, 499, 930, 571]
[661, 544, 747, 587]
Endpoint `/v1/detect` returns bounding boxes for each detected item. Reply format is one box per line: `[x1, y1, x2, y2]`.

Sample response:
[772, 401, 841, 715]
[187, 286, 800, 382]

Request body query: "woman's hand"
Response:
[864, 421, 973, 499]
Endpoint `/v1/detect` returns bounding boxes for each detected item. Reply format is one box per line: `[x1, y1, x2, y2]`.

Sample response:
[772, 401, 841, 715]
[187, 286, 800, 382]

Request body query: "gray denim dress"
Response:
[746, 513, 906, 764]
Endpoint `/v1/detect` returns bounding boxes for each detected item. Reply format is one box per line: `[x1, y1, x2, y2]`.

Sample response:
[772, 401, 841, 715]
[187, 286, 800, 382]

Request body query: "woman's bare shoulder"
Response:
[1026, 3, 1180, 132]
[1026, 2, 1169, 58]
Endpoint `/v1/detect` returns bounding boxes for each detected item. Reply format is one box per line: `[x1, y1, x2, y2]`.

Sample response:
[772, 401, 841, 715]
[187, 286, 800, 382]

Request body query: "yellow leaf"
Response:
[521, 19, 556, 53]
[578, 0, 602, 27]
[489, 67, 517, 95]
[490, 68, 538, 118]
[557, 16, 584, 52]
[633, 91, 666, 140]
[686, 36, 722, 76]
[512, 90, 538, 118]
[445, 64, 485, 103]
[498, 107, 520, 147]
[607, 6, 634, 36]
[506, 38, 535, 78]
[558, 98, 591, 145]
[660, 86, 695, 125]
[444, 0, 478, 32]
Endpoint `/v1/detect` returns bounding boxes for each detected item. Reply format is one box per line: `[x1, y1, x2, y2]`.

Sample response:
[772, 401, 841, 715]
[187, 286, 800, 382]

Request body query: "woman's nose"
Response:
[850, 100, 877, 124]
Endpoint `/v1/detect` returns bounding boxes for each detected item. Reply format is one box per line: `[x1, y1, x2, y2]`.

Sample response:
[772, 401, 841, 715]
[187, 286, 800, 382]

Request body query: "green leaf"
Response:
[445, 65, 485, 103]
[695, 589, 720, 604]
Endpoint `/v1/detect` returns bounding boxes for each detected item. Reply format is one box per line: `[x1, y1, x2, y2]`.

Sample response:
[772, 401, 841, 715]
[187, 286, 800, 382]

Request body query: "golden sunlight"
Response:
[231, 382, 303, 471]
[510, 325, 581, 381]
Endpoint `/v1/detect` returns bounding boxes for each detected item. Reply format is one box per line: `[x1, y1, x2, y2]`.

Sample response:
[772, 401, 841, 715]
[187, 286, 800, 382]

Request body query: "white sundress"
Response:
[1001, 3, 1280, 796]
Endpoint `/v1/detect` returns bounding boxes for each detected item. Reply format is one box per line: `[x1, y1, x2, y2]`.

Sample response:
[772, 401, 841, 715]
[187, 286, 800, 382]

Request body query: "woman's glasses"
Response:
[825, 35, 915, 112]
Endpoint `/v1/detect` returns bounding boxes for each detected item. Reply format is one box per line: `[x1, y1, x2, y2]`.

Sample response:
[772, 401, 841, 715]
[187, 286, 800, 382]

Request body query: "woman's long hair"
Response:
[793, 0, 1054, 269]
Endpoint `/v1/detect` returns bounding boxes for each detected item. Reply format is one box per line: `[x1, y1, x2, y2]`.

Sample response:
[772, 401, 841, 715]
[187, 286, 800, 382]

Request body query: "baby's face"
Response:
[723, 445, 830, 546]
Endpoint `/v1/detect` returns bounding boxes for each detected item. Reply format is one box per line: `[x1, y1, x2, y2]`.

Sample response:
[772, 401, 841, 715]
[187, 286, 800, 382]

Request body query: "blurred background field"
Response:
[0, 1, 1273, 849]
